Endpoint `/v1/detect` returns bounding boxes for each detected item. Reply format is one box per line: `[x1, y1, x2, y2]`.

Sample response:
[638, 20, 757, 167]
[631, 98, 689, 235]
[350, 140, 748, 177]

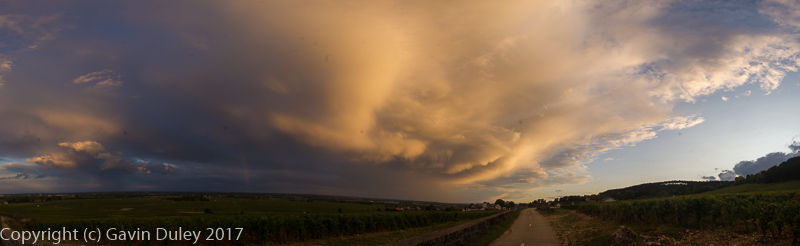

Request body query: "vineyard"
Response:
[23, 210, 501, 244]
[569, 191, 800, 243]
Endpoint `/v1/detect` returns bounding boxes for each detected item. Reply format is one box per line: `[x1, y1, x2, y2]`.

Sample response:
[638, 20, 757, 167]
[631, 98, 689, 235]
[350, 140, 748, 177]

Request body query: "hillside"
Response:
[703, 180, 800, 194]
[597, 180, 732, 200]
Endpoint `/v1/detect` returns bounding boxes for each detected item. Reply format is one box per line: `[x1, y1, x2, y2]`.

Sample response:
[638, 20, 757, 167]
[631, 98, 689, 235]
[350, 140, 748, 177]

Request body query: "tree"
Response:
[495, 199, 506, 207]
[507, 201, 516, 208]
[734, 176, 746, 185]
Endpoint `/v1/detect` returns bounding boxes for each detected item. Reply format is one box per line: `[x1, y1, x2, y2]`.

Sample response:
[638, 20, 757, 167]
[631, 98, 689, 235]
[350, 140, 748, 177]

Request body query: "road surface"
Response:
[489, 208, 559, 246]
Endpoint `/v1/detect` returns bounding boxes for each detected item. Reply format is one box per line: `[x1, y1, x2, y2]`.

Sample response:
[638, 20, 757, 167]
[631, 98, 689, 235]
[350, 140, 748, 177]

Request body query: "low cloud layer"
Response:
[1, 0, 800, 201]
[26, 141, 178, 175]
[701, 176, 716, 180]
[0, 172, 46, 180]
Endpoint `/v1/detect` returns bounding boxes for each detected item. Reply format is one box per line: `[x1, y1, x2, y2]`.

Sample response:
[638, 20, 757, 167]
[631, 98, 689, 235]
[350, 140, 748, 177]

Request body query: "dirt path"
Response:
[1, 216, 58, 246]
[1, 216, 10, 237]
[490, 208, 559, 246]
[1, 216, 14, 245]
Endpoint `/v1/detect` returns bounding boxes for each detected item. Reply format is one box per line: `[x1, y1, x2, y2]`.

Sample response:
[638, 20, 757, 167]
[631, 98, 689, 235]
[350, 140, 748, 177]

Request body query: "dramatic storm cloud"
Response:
[1, 0, 800, 201]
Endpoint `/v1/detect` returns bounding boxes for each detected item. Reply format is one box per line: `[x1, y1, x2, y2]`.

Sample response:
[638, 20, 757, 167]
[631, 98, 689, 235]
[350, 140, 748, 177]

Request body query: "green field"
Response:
[0, 197, 388, 221]
[0, 195, 501, 245]
[703, 180, 800, 194]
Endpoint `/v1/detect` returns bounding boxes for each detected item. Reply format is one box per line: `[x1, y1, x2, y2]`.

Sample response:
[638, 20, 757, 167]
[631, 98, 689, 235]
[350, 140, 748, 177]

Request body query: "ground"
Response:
[489, 208, 559, 246]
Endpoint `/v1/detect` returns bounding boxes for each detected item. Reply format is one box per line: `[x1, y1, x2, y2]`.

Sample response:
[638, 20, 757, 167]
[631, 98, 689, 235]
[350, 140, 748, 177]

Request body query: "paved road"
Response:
[489, 208, 559, 246]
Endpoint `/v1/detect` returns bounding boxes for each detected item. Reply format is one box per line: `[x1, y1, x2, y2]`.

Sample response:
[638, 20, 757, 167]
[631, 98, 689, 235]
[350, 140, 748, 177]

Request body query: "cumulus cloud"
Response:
[26, 154, 77, 169]
[58, 141, 106, 156]
[718, 170, 736, 181]
[0, 0, 799, 201]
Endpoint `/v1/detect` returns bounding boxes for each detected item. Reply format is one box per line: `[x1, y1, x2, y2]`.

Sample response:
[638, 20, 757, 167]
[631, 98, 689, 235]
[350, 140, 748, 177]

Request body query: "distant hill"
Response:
[597, 180, 733, 200]
[558, 157, 800, 202]
[703, 180, 800, 194]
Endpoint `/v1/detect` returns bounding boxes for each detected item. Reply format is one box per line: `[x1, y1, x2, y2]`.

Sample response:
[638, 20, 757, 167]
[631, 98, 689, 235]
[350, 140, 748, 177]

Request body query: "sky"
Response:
[1, 0, 800, 203]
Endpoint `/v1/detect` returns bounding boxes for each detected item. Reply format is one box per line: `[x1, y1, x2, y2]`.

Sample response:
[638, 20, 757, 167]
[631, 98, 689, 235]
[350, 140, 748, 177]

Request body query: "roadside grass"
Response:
[463, 208, 525, 246]
[703, 180, 800, 194]
[536, 207, 571, 216]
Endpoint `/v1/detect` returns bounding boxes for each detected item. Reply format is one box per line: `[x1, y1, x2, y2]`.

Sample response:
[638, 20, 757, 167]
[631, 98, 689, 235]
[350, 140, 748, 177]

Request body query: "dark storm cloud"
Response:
[733, 151, 800, 176]
[1, 0, 800, 201]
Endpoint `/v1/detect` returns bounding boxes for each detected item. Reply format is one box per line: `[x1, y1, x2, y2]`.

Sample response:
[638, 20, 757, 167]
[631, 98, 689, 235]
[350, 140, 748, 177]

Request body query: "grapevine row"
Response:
[24, 210, 501, 244]
[570, 191, 800, 242]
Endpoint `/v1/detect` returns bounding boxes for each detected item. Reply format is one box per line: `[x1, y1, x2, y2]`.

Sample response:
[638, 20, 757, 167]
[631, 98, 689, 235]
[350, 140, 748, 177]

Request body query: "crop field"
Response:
[0, 195, 500, 245]
[571, 191, 800, 243]
[0, 196, 389, 220]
